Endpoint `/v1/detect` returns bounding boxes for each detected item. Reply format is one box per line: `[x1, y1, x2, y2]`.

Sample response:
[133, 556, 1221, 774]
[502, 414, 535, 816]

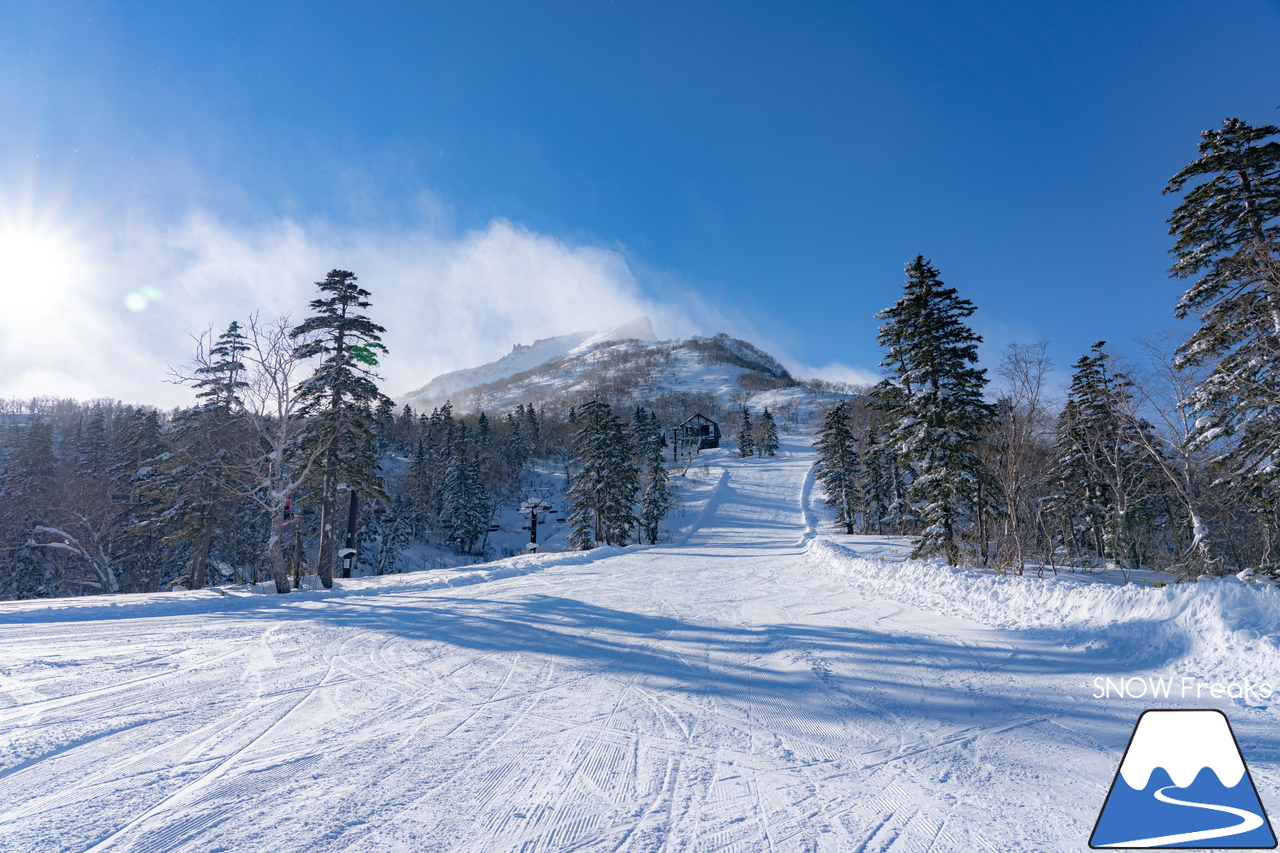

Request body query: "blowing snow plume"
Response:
[0, 211, 696, 407]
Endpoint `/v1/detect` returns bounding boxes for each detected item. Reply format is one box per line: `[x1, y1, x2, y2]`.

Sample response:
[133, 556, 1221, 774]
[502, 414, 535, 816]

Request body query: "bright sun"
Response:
[0, 206, 103, 396]
[0, 217, 91, 320]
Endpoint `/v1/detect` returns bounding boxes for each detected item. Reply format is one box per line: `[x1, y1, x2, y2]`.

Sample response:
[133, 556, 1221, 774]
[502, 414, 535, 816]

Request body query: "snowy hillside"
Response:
[1, 431, 1278, 852]
[397, 318, 813, 417]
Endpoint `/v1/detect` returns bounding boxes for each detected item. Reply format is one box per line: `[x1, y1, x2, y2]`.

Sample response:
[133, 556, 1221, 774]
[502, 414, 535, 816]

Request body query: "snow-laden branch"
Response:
[27, 524, 119, 594]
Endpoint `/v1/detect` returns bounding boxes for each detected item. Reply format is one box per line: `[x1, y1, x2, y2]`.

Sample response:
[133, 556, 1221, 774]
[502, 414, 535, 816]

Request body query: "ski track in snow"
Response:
[0, 434, 1277, 852]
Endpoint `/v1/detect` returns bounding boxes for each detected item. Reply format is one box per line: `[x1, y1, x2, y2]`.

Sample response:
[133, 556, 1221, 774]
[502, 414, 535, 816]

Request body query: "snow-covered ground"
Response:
[1, 434, 1278, 852]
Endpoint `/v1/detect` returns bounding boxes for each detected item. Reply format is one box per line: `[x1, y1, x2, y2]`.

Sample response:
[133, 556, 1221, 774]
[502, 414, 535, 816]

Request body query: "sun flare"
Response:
[0, 218, 91, 318]
[0, 205, 106, 400]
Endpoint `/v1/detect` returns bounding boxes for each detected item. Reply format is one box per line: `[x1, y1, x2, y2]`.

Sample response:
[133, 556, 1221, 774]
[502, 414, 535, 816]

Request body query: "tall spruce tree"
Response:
[118, 408, 169, 592]
[634, 408, 671, 544]
[1166, 118, 1280, 496]
[441, 424, 490, 554]
[406, 436, 433, 540]
[859, 423, 895, 534]
[865, 381, 915, 534]
[157, 322, 252, 590]
[738, 408, 755, 458]
[756, 408, 779, 457]
[1048, 343, 1167, 577]
[814, 402, 861, 534]
[396, 405, 417, 449]
[10, 419, 61, 595]
[566, 400, 637, 549]
[876, 256, 993, 563]
[290, 270, 392, 587]
[1047, 346, 1113, 563]
[376, 494, 414, 574]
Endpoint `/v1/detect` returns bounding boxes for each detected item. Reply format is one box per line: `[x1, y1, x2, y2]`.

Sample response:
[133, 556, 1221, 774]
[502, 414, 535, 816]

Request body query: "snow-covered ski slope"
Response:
[2, 434, 1279, 852]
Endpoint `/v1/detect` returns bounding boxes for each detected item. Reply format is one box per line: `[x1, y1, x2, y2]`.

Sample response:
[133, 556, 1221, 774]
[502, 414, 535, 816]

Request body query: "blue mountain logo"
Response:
[1091, 709, 1276, 849]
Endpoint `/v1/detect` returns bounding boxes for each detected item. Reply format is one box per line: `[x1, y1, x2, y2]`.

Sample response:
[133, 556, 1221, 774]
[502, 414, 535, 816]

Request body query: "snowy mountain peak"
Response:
[398, 316, 659, 406]
[397, 324, 807, 416]
[1119, 710, 1246, 790]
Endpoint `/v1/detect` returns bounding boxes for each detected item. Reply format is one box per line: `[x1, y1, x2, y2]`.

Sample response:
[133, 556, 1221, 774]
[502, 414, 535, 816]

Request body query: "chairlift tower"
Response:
[517, 488, 554, 552]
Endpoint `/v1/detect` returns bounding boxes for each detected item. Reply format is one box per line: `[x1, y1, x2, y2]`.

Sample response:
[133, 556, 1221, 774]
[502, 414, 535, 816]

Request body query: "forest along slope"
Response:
[0, 434, 1277, 853]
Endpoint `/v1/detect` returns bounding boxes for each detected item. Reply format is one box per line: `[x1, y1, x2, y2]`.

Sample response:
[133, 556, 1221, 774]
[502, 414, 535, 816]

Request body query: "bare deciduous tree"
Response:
[984, 341, 1055, 575]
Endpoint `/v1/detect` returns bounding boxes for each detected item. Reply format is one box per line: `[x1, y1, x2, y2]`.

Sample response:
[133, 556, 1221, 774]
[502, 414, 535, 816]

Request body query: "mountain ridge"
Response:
[397, 318, 805, 416]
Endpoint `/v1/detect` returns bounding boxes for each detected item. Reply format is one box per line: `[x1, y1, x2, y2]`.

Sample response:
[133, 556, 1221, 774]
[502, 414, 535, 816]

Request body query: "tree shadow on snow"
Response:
[205, 591, 1191, 742]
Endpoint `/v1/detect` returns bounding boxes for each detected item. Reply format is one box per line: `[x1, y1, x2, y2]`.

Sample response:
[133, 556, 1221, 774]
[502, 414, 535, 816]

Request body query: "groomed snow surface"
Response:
[1, 433, 1278, 852]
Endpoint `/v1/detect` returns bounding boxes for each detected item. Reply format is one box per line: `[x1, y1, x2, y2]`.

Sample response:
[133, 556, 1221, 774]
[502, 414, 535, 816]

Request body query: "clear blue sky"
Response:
[3, 1, 1280, 403]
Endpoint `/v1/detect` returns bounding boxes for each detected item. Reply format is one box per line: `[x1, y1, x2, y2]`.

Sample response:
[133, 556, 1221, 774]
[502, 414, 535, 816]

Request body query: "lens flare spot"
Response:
[124, 292, 148, 312]
[139, 285, 163, 301]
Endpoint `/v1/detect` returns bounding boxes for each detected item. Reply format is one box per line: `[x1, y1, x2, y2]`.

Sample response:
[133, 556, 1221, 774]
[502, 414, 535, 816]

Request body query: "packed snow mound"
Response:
[808, 538, 1280, 683]
[0, 545, 632, 625]
[399, 316, 657, 405]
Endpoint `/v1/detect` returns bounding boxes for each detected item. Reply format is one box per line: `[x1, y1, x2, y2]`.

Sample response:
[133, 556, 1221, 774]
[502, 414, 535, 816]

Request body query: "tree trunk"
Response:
[977, 482, 990, 567]
[269, 506, 291, 594]
[189, 519, 214, 590]
[317, 471, 336, 589]
[342, 490, 358, 579]
[292, 518, 304, 590]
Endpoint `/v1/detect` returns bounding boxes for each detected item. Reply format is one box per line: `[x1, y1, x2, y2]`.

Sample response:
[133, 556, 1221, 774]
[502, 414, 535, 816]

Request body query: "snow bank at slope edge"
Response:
[808, 538, 1280, 684]
[0, 546, 631, 623]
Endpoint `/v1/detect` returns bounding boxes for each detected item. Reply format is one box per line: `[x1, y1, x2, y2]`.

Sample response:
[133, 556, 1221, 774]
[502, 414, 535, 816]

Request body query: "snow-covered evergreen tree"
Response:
[155, 322, 252, 589]
[859, 424, 892, 534]
[524, 403, 540, 450]
[738, 407, 755, 458]
[441, 424, 490, 554]
[115, 408, 169, 592]
[406, 437, 433, 540]
[862, 382, 914, 534]
[756, 407, 779, 456]
[1048, 343, 1167, 576]
[1166, 118, 1280, 497]
[396, 404, 417, 450]
[290, 270, 392, 587]
[566, 400, 638, 549]
[374, 397, 396, 454]
[876, 256, 993, 563]
[814, 402, 861, 534]
[503, 409, 526, 469]
[8, 419, 61, 595]
[634, 408, 671, 545]
[376, 495, 414, 574]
